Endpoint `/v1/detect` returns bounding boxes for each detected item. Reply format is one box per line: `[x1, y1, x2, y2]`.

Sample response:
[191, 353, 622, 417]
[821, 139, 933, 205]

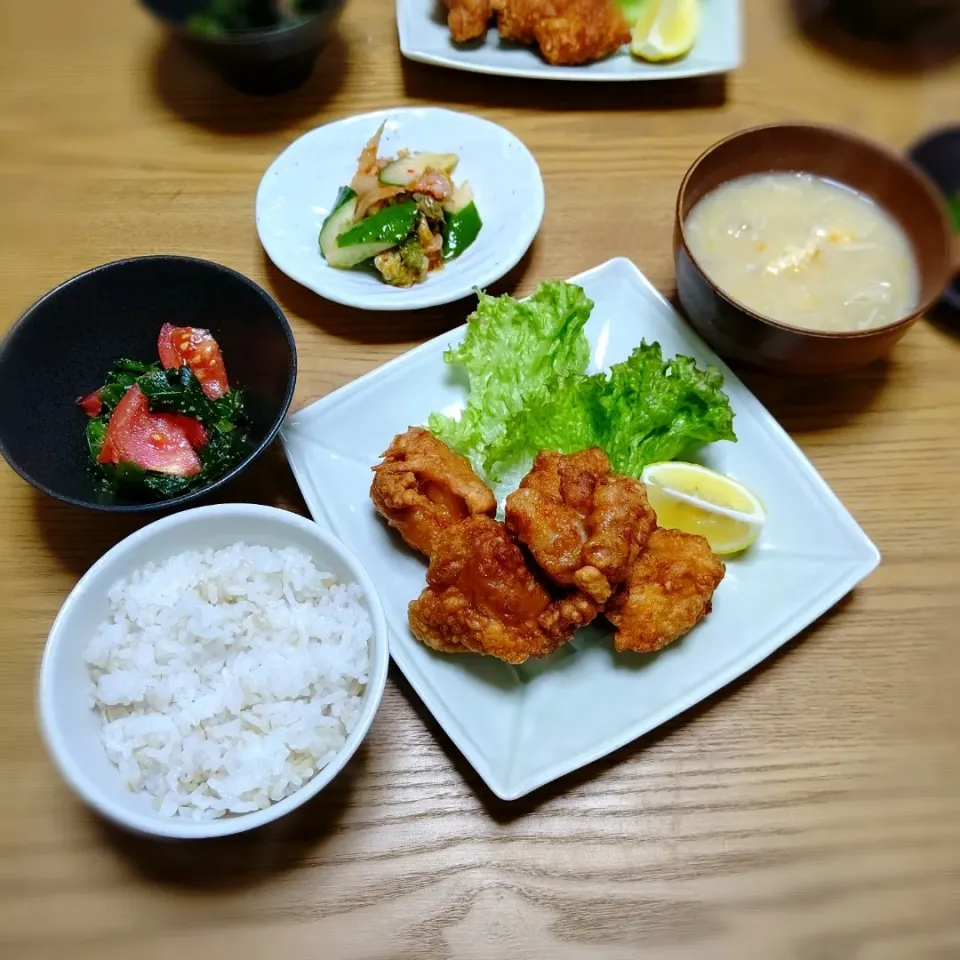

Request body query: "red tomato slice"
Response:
[158, 323, 230, 400]
[77, 390, 102, 417]
[98, 386, 201, 477]
[97, 387, 142, 466]
[164, 413, 207, 449]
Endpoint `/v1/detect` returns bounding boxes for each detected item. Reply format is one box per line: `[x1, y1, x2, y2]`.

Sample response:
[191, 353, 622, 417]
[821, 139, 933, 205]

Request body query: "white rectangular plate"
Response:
[397, 0, 742, 81]
[281, 258, 879, 800]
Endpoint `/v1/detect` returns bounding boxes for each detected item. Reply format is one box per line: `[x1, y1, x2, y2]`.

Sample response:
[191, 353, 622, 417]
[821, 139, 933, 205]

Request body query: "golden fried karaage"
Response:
[491, 0, 630, 65]
[370, 427, 496, 557]
[408, 516, 599, 664]
[443, 0, 494, 42]
[606, 527, 725, 654]
[371, 429, 725, 665]
[505, 449, 656, 604]
[491, 0, 539, 43]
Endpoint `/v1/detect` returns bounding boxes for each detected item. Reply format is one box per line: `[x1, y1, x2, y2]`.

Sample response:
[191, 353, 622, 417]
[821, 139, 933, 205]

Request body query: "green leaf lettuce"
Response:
[519, 342, 737, 477]
[428, 282, 737, 483]
[428, 281, 593, 479]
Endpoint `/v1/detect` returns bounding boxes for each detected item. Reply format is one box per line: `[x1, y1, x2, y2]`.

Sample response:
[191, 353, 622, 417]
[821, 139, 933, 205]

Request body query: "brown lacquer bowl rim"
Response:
[675, 122, 956, 342]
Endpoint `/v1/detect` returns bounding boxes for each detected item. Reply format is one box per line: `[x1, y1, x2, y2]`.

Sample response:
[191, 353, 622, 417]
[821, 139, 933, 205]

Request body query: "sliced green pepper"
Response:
[337, 201, 418, 248]
[442, 201, 482, 260]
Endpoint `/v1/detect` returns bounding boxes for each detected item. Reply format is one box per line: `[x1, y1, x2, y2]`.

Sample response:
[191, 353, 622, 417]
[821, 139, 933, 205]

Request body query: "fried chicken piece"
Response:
[534, 0, 630, 65]
[408, 516, 599, 664]
[371, 427, 496, 557]
[492, 0, 630, 65]
[443, 0, 494, 42]
[505, 449, 656, 605]
[606, 528, 726, 654]
[491, 0, 540, 43]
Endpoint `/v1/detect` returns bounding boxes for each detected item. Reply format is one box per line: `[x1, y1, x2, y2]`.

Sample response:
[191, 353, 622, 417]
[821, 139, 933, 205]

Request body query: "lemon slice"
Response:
[640, 462, 765, 555]
[630, 0, 701, 62]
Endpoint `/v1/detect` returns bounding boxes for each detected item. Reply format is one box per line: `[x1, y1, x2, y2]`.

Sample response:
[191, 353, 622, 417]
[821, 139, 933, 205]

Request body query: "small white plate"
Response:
[256, 107, 544, 311]
[397, 0, 742, 81]
[281, 258, 879, 800]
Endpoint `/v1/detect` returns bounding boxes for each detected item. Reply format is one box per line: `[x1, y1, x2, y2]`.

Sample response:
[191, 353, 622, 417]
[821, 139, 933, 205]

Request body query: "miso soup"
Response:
[685, 172, 919, 332]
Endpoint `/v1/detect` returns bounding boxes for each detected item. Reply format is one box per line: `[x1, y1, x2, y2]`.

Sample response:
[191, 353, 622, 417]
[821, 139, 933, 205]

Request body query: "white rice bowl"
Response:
[84, 543, 371, 820]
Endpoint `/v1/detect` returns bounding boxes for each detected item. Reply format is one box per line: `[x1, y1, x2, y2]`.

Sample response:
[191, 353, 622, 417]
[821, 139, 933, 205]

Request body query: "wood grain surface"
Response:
[2, 1, 959, 958]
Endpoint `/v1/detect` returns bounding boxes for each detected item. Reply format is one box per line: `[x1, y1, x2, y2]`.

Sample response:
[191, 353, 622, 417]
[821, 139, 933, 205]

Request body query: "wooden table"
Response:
[2, 2, 959, 957]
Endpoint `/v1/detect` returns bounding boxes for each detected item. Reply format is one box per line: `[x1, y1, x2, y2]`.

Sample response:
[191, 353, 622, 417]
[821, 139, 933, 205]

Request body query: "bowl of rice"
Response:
[38, 503, 388, 839]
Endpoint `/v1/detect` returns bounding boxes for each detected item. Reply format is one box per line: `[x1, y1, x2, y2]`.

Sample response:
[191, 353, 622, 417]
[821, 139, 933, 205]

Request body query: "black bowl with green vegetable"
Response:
[0, 256, 296, 512]
[141, 0, 346, 95]
[908, 126, 960, 313]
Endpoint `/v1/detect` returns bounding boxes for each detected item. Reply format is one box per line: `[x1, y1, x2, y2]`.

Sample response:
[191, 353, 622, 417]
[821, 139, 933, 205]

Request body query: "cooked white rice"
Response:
[84, 542, 371, 820]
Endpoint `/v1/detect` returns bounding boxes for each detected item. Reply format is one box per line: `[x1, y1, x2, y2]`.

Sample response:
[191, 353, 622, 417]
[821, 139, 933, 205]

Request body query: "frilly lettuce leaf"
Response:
[429, 283, 736, 484]
[616, 0, 650, 24]
[428, 282, 593, 479]
[520, 342, 736, 477]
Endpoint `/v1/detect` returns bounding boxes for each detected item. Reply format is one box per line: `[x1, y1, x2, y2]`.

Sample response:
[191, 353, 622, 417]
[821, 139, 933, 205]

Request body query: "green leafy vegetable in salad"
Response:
[187, 0, 319, 35]
[136, 364, 247, 430]
[429, 282, 736, 484]
[78, 325, 251, 502]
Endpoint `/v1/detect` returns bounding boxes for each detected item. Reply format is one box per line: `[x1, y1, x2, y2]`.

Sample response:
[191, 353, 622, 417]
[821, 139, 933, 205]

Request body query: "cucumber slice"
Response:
[337, 200, 418, 248]
[443, 181, 475, 216]
[443, 201, 482, 260]
[379, 153, 459, 186]
[320, 187, 389, 269]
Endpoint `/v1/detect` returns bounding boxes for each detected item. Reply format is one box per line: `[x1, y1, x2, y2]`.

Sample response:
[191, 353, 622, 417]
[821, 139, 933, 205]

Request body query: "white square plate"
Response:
[397, 0, 742, 81]
[281, 258, 879, 799]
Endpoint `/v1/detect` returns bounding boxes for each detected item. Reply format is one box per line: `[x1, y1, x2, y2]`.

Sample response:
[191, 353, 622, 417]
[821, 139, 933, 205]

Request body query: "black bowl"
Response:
[828, 0, 960, 40]
[141, 0, 346, 95]
[0, 256, 297, 512]
[909, 126, 960, 313]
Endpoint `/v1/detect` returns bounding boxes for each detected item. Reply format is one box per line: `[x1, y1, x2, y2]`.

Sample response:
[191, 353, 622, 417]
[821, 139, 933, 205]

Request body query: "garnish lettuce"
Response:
[519, 342, 737, 477]
[429, 283, 736, 482]
[428, 282, 593, 478]
[615, 0, 649, 25]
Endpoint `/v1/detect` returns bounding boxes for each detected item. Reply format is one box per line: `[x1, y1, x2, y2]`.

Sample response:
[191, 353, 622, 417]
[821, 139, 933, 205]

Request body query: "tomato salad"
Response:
[319, 123, 483, 288]
[78, 325, 250, 500]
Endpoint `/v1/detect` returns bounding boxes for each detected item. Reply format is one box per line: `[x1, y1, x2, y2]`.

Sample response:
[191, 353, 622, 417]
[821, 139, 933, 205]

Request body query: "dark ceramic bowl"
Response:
[674, 123, 957, 375]
[909, 126, 960, 313]
[141, 0, 346, 95]
[0, 256, 296, 512]
[828, 0, 960, 40]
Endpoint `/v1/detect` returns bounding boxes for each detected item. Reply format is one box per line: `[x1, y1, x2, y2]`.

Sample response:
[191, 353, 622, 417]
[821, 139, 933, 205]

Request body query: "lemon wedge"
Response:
[630, 0, 701, 62]
[641, 461, 765, 555]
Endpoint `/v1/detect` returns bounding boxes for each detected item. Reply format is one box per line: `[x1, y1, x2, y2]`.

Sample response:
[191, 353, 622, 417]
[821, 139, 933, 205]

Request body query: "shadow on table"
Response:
[400, 59, 727, 112]
[261, 240, 538, 346]
[33, 443, 307, 580]
[147, 33, 348, 135]
[395, 592, 855, 824]
[925, 301, 960, 341]
[737, 359, 889, 434]
[790, 0, 960, 73]
[94, 742, 365, 890]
